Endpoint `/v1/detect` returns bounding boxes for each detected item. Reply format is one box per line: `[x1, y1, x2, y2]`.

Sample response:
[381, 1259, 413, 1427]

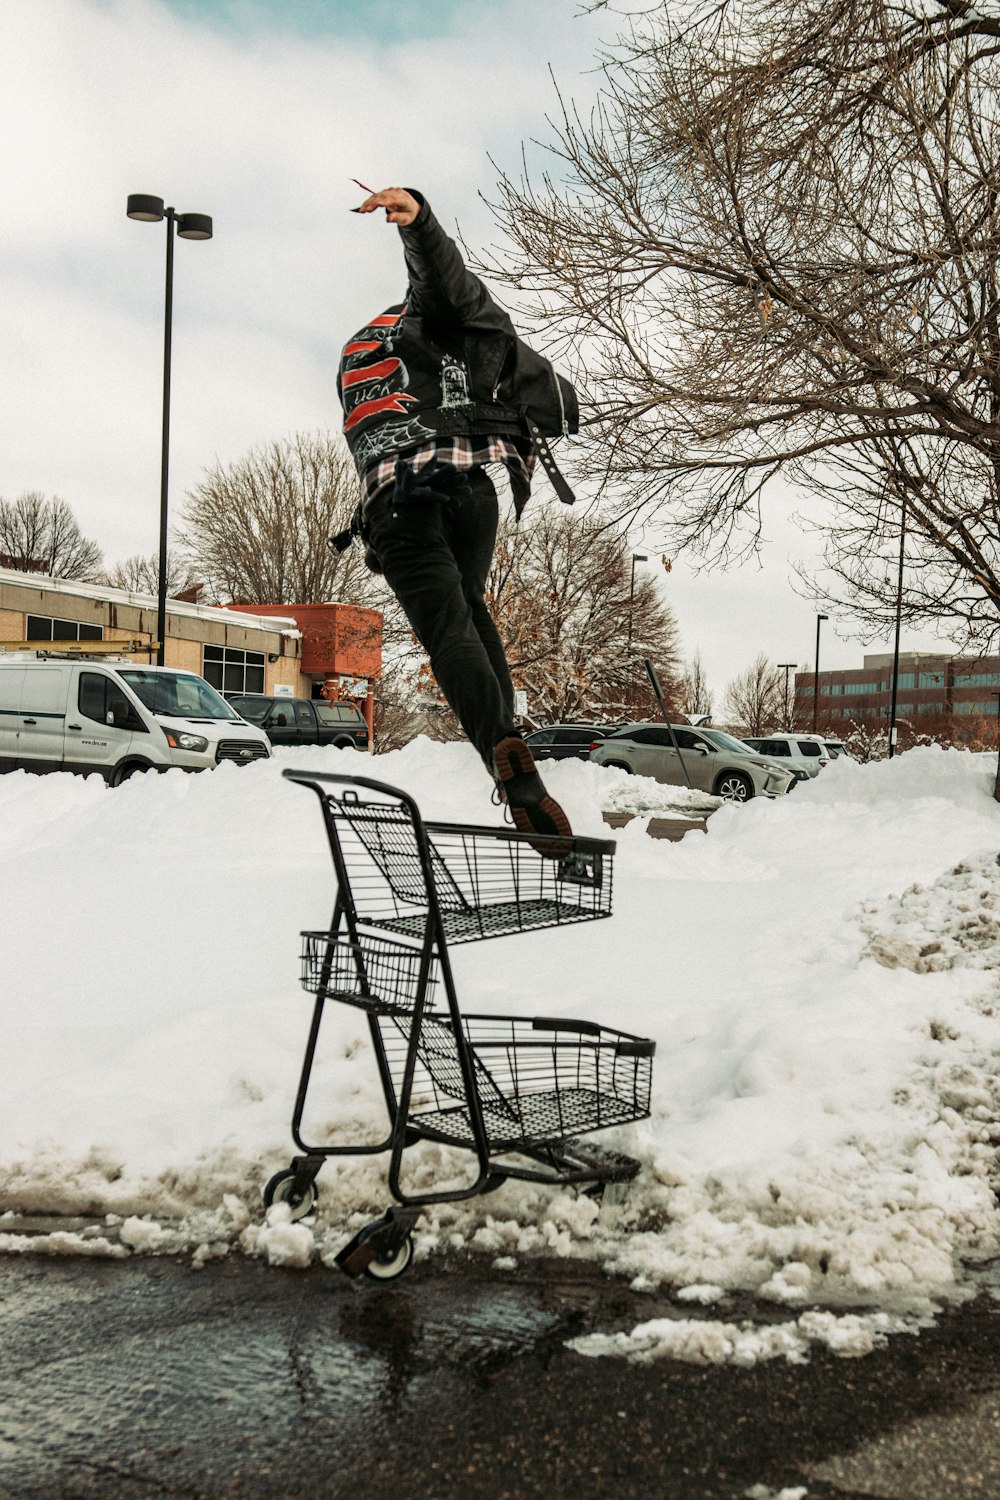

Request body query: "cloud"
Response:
[0, 0, 604, 558]
[0, 0, 961, 685]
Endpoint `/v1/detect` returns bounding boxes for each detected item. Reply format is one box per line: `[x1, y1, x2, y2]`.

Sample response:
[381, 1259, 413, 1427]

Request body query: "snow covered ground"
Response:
[1, 741, 998, 1365]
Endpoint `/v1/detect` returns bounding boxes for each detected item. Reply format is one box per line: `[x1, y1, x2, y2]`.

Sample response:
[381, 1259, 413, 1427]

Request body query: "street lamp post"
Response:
[627, 552, 649, 651]
[126, 194, 212, 666]
[777, 662, 796, 729]
[812, 614, 829, 733]
[887, 495, 908, 761]
[991, 692, 1000, 803]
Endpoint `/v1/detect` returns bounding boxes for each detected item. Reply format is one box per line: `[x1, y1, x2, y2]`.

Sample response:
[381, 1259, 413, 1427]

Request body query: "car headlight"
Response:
[163, 729, 209, 753]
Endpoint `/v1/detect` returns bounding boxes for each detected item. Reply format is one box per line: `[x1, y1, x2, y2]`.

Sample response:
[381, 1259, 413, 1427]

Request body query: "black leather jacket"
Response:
[337, 193, 578, 480]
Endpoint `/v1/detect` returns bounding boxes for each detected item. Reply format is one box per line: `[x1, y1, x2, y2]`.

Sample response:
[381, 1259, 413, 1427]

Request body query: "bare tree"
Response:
[682, 650, 713, 719]
[178, 433, 373, 606]
[101, 552, 203, 599]
[486, 504, 684, 723]
[479, 0, 1000, 651]
[0, 492, 103, 580]
[723, 654, 784, 736]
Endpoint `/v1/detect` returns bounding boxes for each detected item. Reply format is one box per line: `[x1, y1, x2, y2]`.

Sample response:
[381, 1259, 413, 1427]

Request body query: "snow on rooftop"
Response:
[0, 740, 998, 1364]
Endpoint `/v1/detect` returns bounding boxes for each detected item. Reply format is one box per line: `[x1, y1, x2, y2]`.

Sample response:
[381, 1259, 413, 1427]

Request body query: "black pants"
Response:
[366, 468, 515, 767]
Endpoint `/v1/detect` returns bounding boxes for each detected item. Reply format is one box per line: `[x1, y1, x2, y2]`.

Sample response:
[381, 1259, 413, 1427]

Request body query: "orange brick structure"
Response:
[227, 602, 382, 739]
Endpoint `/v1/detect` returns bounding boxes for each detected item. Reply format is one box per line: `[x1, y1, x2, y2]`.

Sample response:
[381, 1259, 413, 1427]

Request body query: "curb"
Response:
[602, 811, 711, 841]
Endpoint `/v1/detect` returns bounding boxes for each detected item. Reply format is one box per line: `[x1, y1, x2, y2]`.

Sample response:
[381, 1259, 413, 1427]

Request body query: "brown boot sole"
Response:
[492, 736, 537, 782]
[508, 800, 574, 859]
[493, 736, 573, 858]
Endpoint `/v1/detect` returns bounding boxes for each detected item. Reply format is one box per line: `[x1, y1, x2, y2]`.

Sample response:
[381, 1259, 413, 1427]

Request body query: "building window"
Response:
[830, 683, 842, 696]
[26, 613, 103, 642]
[954, 672, 1000, 688]
[918, 671, 945, 689]
[895, 673, 915, 691]
[843, 681, 873, 695]
[203, 644, 265, 695]
[955, 700, 996, 715]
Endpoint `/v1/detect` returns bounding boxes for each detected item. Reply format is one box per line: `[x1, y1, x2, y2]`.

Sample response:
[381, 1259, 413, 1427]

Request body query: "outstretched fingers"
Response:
[351, 187, 420, 225]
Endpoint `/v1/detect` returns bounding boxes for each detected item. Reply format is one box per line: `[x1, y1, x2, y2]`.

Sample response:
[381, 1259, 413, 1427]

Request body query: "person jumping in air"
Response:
[335, 185, 579, 855]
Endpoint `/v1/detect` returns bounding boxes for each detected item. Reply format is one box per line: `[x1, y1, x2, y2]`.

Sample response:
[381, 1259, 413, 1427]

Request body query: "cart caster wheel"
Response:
[262, 1168, 318, 1222]
[363, 1230, 414, 1282]
[335, 1213, 417, 1280]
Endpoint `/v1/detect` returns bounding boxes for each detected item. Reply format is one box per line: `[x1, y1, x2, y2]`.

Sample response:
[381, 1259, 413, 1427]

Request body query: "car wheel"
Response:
[604, 760, 633, 774]
[714, 770, 753, 802]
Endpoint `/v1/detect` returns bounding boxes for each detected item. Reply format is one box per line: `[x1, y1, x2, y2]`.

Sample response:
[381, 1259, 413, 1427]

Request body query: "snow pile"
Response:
[858, 849, 1000, 974]
[745, 1488, 808, 1500]
[570, 760, 719, 818]
[1, 739, 999, 1347]
[569, 1306, 916, 1366]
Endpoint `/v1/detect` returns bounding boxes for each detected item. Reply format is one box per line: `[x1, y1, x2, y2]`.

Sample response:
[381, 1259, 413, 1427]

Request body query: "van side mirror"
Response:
[107, 700, 140, 731]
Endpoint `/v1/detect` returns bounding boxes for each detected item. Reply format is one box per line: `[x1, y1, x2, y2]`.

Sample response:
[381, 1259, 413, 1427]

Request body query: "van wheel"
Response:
[111, 762, 146, 788]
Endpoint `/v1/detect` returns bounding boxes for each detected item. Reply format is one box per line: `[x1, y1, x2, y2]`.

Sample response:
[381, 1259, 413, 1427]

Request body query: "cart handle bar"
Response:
[281, 767, 617, 856]
[531, 1017, 655, 1057]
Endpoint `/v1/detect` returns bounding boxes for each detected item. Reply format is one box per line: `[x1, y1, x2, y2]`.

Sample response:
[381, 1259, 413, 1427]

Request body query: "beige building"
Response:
[0, 565, 304, 696]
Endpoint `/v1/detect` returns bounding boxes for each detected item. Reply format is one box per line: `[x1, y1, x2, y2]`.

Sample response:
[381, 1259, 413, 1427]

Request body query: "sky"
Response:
[0, 0, 962, 698]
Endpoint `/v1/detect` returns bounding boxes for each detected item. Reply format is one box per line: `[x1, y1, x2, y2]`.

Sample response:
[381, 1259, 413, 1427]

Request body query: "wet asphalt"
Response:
[1, 1251, 998, 1500]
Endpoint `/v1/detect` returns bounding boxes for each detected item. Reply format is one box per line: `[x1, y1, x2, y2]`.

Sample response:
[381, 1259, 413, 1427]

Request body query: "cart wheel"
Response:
[361, 1224, 413, 1284]
[262, 1168, 318, 1222]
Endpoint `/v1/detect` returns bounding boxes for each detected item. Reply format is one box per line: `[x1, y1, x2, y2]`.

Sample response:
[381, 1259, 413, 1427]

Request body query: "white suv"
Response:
[743, 733, 830, 778]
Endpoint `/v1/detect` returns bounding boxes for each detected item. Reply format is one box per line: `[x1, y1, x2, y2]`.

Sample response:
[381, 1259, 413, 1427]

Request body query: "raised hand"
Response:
[351, 187, 421, 226]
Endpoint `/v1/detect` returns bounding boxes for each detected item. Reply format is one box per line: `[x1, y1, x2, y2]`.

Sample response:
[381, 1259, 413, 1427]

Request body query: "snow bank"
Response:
[1, 739, 998, 1346]
[569, 1307, 918, 1365]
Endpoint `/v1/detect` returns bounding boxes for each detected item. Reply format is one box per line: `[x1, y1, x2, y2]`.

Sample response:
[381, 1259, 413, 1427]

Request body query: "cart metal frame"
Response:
[264, 769, 654, 1279]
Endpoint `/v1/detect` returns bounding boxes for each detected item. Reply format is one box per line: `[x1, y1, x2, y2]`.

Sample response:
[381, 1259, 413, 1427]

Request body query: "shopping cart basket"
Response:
[263, 770, 655, 1281]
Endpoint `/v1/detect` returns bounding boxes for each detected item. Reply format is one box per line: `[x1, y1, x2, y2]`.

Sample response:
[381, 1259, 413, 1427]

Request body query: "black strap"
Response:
[327, 505, 363, 554]
[523, 417, 576, 506]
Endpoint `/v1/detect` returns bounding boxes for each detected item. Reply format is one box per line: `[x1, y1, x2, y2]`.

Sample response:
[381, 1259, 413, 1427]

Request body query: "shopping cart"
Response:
[263, 770, 655, 1281]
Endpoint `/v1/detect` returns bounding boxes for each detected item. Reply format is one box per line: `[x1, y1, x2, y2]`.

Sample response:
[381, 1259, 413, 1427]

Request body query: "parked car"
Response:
[822, 738, 850, 759]
[523, 724, 611, 762]
[227, 693, 369, 750]
[589, 722, 796, 801]
[743, 733, 830, 778]
[0, 657, 271, 785]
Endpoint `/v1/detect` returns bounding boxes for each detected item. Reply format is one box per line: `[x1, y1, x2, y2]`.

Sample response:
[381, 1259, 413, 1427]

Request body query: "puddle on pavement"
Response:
[335, 1275, 586, 1381]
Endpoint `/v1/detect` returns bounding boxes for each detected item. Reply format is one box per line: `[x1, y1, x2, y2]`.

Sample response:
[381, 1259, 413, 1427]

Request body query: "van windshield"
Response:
[118, 671, 240, 721]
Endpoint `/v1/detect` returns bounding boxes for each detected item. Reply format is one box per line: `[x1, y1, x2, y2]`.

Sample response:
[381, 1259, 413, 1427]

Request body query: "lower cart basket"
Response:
[377, 1012, 654, 1150]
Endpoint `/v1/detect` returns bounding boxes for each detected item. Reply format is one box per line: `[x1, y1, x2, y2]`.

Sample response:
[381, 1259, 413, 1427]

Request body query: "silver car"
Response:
[589, 722, 797, 801]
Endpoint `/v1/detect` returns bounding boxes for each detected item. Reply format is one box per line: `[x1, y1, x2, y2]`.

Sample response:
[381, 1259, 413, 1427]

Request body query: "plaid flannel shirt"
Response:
[360, 435, 535, 512]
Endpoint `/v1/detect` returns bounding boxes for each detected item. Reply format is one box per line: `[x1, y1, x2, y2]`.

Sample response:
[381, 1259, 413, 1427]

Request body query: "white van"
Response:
[0, 658, 270, 785]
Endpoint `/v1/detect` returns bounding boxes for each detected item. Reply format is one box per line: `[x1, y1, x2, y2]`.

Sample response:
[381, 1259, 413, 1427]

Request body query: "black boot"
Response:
[492, 735, 573, 858]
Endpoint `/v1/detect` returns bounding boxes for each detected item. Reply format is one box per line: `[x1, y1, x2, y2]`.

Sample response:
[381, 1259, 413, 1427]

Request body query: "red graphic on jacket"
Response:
[340, 306, 417, 432]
